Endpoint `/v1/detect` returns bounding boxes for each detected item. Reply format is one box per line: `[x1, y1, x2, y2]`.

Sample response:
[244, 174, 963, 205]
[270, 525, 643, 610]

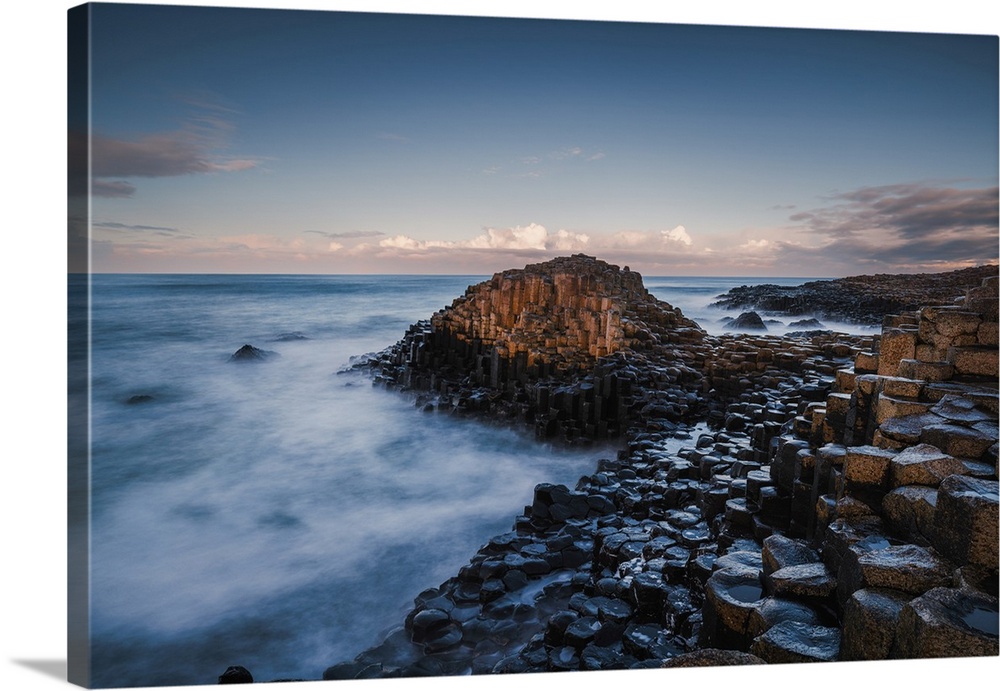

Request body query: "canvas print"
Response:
[67, 2, 999, 688]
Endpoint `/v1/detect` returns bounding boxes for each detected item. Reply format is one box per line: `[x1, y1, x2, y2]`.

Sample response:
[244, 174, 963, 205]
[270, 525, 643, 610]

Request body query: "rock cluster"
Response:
[362, 255, 707, 441]
[710, 264, 998, 325]
[315, 260, 998, 681]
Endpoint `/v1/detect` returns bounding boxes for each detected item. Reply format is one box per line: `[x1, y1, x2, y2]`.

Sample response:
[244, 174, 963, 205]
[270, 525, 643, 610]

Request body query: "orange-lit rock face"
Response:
[429, 254, 703, 371]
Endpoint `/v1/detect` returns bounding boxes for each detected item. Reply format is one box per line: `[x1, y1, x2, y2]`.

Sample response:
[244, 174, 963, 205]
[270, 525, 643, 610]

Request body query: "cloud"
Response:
[72, 100, 260, 198]
[305, 230, 385, 240]
[92, 180, 136, 198]
[662, 225, 692, 246]
[788, 182, 998, 268]
[91, 132, 257, 178]
[94, 221, 180, 233]
[378, 223, 591, 254]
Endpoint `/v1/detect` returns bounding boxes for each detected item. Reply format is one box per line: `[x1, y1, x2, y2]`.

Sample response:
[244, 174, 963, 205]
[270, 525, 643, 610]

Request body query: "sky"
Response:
[71, 2, 998, 276]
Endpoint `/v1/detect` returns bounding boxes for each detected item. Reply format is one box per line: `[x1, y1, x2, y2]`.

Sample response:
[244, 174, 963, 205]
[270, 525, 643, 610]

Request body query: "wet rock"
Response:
[894, 587, 999, 658]
[766, 562, 837, 600]
[838, 543, 952, 603]
[745, 596, 824, 641]
[840, 587, 911, 661]
[932, 475, 999, 570]
[750, 621, 841, 663]
[890, 444, 968, 488]
[229, 344, 277, 362]
[729, 312, 767, 331]
[788, 318, 826, 329]
[921, 424, 996, 460]
[761, 534, 818, 576]
[882, 485, 938, 544]
[702, 569, 766, 651]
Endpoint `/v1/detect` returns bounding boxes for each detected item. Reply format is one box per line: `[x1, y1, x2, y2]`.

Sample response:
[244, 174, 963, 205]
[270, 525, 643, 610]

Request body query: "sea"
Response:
[73, 273, 876, 687]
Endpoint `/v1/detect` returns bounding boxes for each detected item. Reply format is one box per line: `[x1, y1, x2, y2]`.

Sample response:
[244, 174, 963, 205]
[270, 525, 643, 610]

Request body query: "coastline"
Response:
[313, 257, 999, 680]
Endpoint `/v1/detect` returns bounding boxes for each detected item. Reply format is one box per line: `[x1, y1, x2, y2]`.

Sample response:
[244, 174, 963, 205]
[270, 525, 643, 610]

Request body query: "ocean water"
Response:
[79, 273, 871, 687]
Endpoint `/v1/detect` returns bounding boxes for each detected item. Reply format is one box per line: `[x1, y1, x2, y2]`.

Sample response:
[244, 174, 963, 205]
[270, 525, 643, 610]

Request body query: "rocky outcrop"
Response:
[228, 344, 277, 362]
[711, 264, 998, 325]
[359, 255, 708, 441]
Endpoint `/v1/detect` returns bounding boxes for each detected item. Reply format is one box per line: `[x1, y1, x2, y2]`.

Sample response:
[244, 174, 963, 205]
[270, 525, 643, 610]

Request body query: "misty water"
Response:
[84, 273, 872, 687]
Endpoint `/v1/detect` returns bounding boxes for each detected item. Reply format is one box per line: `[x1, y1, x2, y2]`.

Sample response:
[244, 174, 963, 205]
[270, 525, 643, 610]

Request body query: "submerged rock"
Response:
[728, 312, 767, 331]
[229, 344, 277, 362]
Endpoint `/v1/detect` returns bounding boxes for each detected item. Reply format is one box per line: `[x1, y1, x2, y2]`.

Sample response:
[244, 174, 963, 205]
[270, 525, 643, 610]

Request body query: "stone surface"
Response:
[749, 621, 841, 663]
[894, 587, 1000, 658]
[932, 475, 999, 569]
[890, 444, 967, 488]
[840, 588, 911, 661]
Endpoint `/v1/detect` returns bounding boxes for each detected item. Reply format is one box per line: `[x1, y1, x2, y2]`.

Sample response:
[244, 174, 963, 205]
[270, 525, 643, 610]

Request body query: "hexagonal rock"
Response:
[875, 395, 933, 425]
[877, 413, 947, 447]
[844, 445, 897, 490]
[882, 485, 937, 544]
[821, 516, 889, 576]
[714, 550, 763, 579]
[949, 346, 999, 378]
[837, 543, 952, 604]
[762, 534, 819, 577]
[921, 424, 997, 460]
[749, 620, 841, 663]
[745, 597, 824, 641]
[766, 562, 837, 600]
[701, 569, 767, 651]
[878, 329, 917, 377]
[890, 443, 968, 488]
[931, 395, 995, 425]
[932, 475, 999, 570]
[893, 587, 999, 659]
[840, 587, 911, 661]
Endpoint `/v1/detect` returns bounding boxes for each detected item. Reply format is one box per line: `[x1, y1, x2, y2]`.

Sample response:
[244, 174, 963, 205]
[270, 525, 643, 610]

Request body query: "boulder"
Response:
[932, 475, 999, 569]
[729, 312, 767, 331]
[229, 344, 277, 362]
[840, 588, 911, 661]
[893, 587, 999, 658]
[749, 621, 841, 663]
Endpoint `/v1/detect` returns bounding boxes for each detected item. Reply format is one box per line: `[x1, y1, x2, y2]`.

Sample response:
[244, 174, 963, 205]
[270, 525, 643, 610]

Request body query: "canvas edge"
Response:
[68, 3, 92, 688]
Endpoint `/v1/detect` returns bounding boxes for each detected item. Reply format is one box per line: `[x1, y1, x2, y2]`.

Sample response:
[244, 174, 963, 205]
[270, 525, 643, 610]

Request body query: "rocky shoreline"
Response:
[224, 255, 999, 683]
[710, 265, 998, 325]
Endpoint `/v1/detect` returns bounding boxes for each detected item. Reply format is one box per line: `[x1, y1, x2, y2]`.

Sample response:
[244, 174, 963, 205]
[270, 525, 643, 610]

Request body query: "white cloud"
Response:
[377, 223, 590, 254]
[661, 225, 692, 246]
[327, 241, 344, 252]
[467, 224, 549, 250]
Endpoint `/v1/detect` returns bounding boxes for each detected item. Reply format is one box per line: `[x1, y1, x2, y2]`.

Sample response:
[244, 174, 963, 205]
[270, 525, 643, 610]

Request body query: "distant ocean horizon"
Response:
[72, 272, 874, 687]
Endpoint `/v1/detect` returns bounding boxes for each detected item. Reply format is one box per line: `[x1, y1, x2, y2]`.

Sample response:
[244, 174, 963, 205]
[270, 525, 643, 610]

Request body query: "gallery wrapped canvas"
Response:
[63, 2, 998, 690]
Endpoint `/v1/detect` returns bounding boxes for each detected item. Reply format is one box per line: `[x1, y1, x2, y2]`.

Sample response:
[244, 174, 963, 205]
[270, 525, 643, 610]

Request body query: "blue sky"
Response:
[75, 1, 998, 275]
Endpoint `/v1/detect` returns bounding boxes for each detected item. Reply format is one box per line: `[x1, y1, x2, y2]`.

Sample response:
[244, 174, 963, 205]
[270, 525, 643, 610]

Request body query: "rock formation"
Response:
[315, 259, 999, 681]
[711, 264, 998, 325]
[361, 254, 708, 441]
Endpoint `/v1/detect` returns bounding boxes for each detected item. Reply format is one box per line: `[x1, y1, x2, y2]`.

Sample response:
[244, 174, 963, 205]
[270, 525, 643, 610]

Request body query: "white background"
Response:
[3, 1, 998, 690]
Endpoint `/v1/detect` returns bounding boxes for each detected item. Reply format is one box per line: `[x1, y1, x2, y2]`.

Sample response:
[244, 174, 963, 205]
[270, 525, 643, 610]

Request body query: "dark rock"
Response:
[840, 588, 911, 661]
[788, 318, 826, 329]
[228, 344, 277, 362]
[894, 587, 999, 658]
[749, 620, 841, 663]
[729, 312, 767, 331]
[126, 394, 154, 404]
[932, 475, 999, 570]
[218, 666, 253, 684]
